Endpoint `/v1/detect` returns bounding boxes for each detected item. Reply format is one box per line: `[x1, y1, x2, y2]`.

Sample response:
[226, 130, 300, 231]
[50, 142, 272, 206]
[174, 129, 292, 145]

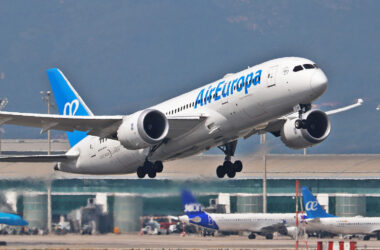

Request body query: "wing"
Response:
[166, 115, 207, 139]
[0, 154, 75, 162]
[0, 111, 207, 140]
[260, 223, 287, 234]
[0, 111, 123, 138]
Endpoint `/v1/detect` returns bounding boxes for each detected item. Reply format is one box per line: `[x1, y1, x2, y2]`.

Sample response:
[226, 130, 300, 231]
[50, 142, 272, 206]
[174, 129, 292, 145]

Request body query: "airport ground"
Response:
[0, 234, 380, 249]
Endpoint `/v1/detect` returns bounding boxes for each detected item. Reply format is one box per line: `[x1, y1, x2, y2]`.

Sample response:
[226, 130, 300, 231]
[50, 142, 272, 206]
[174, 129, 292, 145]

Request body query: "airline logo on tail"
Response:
[302, 186, 336, 219]
[305, 201, 318, 211]
[181, 189, 219, 230]
[184, 203, 202, 213]
[63, 100, 79, 116]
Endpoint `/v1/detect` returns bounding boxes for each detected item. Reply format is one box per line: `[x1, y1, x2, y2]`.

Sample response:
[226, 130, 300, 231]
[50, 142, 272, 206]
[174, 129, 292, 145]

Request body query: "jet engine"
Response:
[285, 226, 305, 239]
[280, 110, 330, 149]
[117, 109, 169, 150]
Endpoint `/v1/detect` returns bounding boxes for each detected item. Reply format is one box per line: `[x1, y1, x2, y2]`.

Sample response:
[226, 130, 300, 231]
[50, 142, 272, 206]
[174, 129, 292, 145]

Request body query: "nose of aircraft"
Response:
[310, 70, 328, 96]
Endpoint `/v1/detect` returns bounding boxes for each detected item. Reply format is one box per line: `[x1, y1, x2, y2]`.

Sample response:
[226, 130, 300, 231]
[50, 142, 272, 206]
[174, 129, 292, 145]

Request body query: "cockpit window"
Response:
[313, 64, 319, 68]
[293, 65, 303, 72]
[303, 64, 315, 69]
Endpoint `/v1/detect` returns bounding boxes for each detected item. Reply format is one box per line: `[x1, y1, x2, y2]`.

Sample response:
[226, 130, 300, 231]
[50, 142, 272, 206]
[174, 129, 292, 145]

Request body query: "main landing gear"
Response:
[216, 141, 242, 178]
[248, 233, 256, 239]
[136, 161, 163, 178]
[294, 104, 311, 129]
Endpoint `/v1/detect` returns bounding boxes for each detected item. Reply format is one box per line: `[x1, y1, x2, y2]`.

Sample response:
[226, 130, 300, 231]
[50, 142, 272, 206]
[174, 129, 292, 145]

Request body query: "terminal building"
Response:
[1, 139, 380, 232]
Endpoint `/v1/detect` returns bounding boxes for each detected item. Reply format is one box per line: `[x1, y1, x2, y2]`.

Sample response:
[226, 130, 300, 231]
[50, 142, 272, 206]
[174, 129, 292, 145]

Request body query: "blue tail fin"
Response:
[181, 189, 205, 216]
[180, 189, 218, 230]
[302, 186, 336, 218]
[46, 68, 93, 147]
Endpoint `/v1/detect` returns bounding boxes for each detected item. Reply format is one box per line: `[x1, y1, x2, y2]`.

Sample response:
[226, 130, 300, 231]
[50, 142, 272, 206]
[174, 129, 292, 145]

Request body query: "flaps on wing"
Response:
[0, 154, 77, 162]
[0, 111, 123, 138]
[166, 115, 207, 139]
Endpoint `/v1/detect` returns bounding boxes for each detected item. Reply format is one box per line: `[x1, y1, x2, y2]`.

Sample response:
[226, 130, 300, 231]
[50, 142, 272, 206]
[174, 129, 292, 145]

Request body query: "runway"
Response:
[1, 234, 380, 249]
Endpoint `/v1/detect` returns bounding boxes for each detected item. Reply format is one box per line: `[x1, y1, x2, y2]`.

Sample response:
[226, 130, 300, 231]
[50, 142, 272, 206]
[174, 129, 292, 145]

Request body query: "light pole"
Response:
[40, 91, 54, 155]
[260, 132, 267, 213]
[0, 98, 8, 154]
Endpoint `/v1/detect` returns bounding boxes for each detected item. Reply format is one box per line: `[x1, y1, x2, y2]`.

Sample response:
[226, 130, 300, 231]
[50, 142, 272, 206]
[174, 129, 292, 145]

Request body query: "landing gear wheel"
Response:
[295, 119, 302, 129]
[248, 233, 256, 239]
[227, 169, 236, 178]
[216, 165, 226, 178]
[233, 160, 243, 172]
[295, 119, 307, 129]
[148, 169, 156, 178]
[265, 234, 273, 240]
[363, 235, 370, 241]
[154, 161, 163, 173]
[137, 166, 146, 178]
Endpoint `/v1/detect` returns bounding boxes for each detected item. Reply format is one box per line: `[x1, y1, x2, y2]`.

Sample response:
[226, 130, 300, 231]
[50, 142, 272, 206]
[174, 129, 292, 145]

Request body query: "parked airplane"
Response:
[302, 186, 380, 240]
[0, 57, 362, 178]
[178, 189, 301, 239]
[0, 212, 28, 226]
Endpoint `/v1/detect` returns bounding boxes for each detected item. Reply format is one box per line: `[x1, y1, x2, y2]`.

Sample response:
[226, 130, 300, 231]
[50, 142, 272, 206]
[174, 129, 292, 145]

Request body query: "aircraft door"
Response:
[266, 65, 278, 88]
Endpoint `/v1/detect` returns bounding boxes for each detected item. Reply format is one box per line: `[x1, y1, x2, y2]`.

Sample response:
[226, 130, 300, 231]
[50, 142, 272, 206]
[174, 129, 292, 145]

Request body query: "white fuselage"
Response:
[180, 213, 299, 233]
[306, 217, 380, 235]
[58, 57, 328, 174]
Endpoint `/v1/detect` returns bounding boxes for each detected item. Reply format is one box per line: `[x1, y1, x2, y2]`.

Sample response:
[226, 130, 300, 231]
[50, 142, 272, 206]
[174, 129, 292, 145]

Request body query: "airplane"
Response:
[0, 57, 363, 178]
[302, 186, 380, 240]
[178, 189, 301, 239]
[0, 212, 28, 226]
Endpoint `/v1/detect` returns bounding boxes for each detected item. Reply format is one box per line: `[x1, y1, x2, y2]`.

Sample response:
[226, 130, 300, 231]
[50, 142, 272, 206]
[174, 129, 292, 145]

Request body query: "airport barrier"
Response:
[317, 241, 356, 250]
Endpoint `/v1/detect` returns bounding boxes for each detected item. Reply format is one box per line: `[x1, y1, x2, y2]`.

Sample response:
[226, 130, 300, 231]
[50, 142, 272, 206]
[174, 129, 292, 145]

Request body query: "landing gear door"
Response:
[267, 65, 278, 88]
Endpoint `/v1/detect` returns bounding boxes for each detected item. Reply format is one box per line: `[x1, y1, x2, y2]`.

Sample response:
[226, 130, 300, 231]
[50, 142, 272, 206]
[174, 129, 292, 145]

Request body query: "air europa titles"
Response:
[194, 69, 262, 109]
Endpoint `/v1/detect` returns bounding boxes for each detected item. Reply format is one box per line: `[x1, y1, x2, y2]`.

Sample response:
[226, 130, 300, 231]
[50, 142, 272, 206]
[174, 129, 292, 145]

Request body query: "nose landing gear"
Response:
[216, 140, 242, 178]
[294, 103, 311, 129]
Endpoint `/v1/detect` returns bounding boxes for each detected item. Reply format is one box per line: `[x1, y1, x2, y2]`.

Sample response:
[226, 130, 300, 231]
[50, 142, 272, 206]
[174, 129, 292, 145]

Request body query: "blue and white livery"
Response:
[0, 212, 28, 226]
[179, 189, 301, 239]
[302, 186, 380, 240]
[0, 57, 362, 178]
[302, 186, 335, 219]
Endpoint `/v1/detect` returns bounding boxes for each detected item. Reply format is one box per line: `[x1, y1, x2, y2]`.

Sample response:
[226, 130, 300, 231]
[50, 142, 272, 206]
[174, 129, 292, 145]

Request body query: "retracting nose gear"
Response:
[294, 104, 311, 129]
[216, 140, 242, 178]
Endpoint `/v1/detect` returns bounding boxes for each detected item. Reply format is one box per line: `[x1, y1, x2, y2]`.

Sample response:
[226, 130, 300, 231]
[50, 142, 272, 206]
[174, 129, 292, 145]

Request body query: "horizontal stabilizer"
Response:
[0, 154, 75, 162]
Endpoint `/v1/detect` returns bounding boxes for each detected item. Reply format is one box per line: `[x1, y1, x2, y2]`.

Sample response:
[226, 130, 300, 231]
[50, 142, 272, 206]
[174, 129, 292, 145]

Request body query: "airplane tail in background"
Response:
[46, 68, 93, 147]
[181, 189, 206, 216]
[302, 186, 336, 219]
[0, 212, 28, 226]
[180, 189, 219, 230]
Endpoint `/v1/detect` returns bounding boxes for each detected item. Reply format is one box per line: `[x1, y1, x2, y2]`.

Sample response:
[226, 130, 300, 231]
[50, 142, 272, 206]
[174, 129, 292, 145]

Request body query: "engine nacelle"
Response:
[117, 109, 169, 150]
[285, 226, 305, 239]
[281, 110, 330, 149]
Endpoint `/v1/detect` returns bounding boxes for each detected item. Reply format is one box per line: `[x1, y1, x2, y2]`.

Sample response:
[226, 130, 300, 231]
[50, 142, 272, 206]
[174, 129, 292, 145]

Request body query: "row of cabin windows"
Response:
[164, 76, 261, 116]
[293, 64, 319, 72]
[165, 102, 196, 115]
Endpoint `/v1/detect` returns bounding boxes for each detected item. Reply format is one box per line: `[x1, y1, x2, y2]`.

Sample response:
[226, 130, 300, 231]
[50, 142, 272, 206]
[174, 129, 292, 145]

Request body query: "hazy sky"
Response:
[0, 0, 379, 154]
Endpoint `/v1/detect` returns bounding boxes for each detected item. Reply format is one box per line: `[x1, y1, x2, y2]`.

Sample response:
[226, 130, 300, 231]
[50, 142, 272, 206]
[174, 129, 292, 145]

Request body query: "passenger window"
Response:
[293, 65, 303, 72]
[303, 64, 314, 69]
